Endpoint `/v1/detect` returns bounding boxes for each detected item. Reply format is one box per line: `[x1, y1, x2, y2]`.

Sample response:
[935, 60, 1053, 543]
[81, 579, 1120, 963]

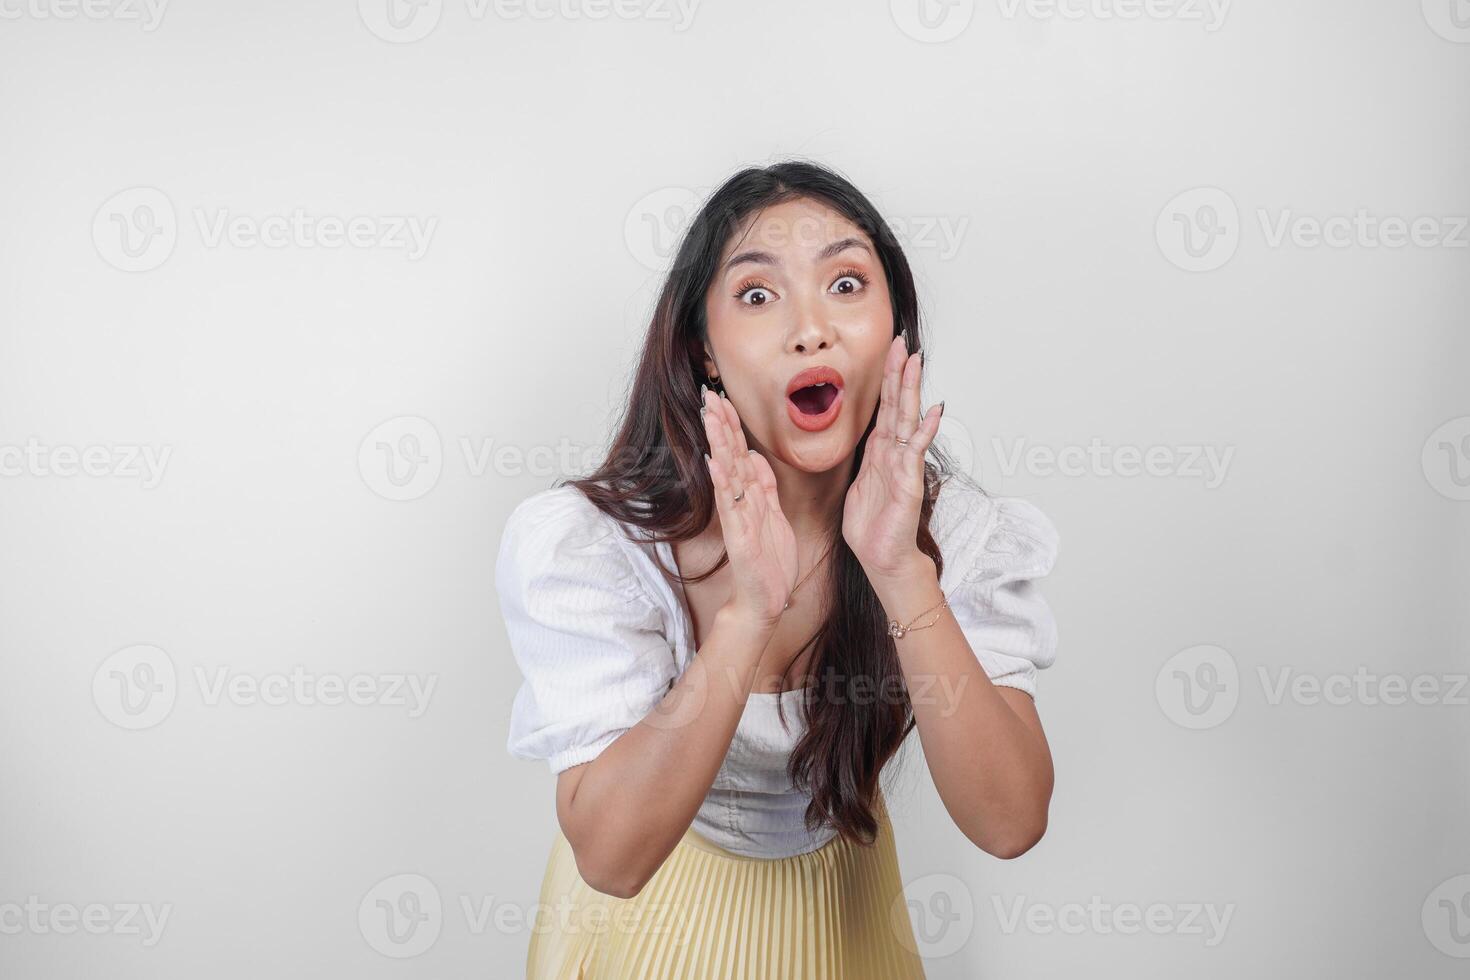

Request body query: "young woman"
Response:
[497, 160, 1059, 978]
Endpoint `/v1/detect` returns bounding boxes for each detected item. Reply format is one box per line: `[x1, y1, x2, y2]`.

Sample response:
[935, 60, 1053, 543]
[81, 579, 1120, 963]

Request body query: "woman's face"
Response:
[701, 196, 895, 474]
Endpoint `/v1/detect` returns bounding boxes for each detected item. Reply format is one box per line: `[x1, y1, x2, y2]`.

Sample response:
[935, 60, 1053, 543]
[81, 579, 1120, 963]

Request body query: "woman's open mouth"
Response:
[785, 366, 845, 432]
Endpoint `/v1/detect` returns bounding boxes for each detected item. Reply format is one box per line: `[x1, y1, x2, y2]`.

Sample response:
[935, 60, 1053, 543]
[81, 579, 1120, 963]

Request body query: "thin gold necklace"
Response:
[783, 542, 834, 612]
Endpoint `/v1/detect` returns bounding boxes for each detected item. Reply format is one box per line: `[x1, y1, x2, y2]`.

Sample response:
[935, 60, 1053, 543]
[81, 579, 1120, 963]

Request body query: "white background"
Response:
[1, 0, 1467, 976]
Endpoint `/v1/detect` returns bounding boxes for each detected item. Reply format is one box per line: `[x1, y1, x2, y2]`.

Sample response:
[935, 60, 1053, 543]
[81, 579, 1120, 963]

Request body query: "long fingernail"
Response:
[938, 400, 945, 416]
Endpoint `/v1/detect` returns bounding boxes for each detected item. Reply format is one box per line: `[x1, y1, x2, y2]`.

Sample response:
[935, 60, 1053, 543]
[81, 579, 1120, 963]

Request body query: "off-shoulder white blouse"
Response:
[496, 475, 1059, 859]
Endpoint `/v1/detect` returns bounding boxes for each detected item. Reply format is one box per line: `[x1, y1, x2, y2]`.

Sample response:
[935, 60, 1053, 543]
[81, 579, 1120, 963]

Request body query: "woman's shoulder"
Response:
[505, 482, 606, 531]
[931, 473, 1059, 578]
[499, 483, 645, 576]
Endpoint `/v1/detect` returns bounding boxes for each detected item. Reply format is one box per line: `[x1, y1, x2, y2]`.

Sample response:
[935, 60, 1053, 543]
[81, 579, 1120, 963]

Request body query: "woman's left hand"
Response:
[842, 335, 943, 579]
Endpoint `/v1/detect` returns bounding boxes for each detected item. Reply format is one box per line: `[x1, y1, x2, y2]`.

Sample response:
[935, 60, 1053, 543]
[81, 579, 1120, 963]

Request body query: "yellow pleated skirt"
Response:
[524, 793, 927, 979]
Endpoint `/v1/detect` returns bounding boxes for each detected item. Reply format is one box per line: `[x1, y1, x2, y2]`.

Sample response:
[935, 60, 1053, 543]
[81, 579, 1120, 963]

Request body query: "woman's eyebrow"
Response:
[722, 237, 872, 273]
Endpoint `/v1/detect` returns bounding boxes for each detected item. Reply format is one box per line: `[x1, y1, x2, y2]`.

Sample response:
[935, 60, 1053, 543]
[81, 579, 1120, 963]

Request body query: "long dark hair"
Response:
[564, 159, 964, 846]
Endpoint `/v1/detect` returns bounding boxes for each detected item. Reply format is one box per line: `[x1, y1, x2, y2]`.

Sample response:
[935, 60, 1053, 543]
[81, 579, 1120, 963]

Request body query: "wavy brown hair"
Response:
[563, 159, 965, 846]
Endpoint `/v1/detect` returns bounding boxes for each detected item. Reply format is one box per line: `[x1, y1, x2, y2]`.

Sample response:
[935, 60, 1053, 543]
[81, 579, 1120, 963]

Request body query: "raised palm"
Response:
[843, 336, 943, 577]
[702, 387, 799, 625]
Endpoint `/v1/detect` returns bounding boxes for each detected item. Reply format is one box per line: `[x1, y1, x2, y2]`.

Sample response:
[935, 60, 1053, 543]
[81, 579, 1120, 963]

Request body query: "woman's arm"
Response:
[555, 388, 796, 898]
[869, 557, 1054, 859]
[842, 337, 1055, 858]
[554, 605, 774, 898]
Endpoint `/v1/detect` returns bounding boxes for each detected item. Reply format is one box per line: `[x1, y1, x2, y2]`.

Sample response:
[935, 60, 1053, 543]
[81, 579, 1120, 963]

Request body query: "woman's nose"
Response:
[788, 296, 835, 353]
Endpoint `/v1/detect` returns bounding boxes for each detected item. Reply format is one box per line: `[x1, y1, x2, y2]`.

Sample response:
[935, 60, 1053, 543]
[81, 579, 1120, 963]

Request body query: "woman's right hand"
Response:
[702, 387, 797, 630]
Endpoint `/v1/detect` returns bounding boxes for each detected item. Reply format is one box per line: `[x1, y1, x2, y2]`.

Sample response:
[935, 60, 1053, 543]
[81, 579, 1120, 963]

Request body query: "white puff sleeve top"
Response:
[496, 476, 1059, 858]
[495, 486, 681, 775]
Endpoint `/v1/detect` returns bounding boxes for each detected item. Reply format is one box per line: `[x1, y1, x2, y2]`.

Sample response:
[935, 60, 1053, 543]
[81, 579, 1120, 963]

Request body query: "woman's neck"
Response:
[766, 453, 852, 545]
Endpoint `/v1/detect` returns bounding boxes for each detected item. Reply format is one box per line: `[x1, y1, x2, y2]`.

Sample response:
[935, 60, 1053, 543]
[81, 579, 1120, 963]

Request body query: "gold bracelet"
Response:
[886, 594, 948, 639]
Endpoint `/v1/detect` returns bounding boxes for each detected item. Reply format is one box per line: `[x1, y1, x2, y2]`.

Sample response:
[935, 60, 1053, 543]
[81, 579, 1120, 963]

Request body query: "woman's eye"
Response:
[830, 269, 870, 295]
[735, 283, 775, 306]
